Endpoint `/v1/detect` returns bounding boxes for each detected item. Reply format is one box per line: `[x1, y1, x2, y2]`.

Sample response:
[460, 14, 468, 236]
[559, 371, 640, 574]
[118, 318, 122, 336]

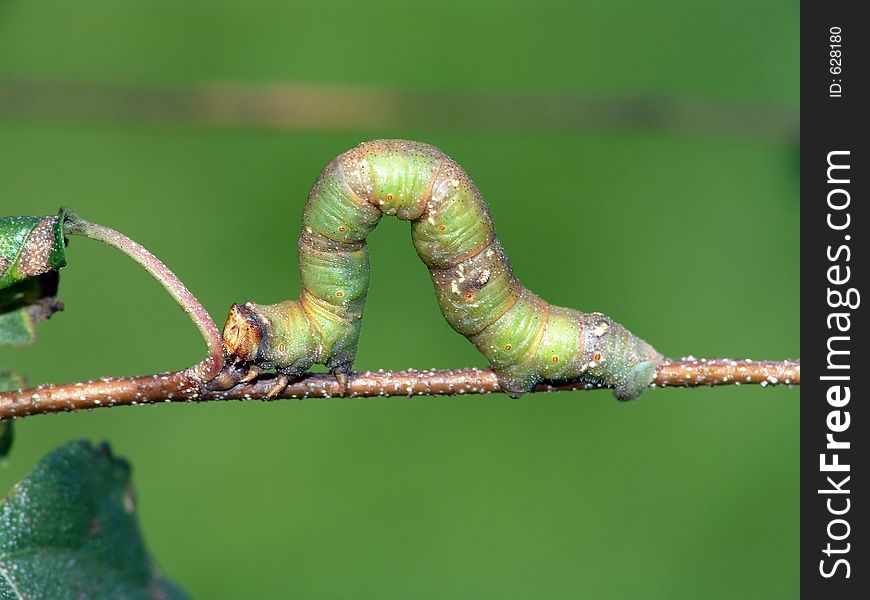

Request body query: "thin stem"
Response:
[0, 358, 799, 420]
[63, 212, 223, 381]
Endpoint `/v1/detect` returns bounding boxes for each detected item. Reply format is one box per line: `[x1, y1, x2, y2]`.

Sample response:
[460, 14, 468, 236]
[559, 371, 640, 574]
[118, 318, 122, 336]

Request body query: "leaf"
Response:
[0, 370, 22, 459]
[0, 441, 189, 599]
[0, 211, 68, 346]
[0, 214, 67, 290]
[0, 273, 63, 346]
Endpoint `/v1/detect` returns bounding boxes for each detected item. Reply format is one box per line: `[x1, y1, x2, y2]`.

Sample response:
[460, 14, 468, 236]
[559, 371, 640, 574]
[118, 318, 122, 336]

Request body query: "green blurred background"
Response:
[0, 1, 799, 598]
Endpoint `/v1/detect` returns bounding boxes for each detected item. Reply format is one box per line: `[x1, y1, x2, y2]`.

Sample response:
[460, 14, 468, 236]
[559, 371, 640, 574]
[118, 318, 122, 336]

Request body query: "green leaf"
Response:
[0, 370, 22, 459]
[0, 441, 189, 599]
[0, 210, 68, 345]
[0, 213, 67, 291]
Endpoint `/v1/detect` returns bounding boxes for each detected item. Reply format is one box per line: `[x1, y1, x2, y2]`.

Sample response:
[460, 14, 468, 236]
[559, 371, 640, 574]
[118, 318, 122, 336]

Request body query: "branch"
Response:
[0, 358, 799, 420]
[63, 212, 224, 381]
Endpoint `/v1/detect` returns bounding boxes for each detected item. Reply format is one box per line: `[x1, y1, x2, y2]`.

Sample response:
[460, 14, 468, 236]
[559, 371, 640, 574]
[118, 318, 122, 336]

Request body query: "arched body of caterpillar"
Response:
[220, 140, 662, 400]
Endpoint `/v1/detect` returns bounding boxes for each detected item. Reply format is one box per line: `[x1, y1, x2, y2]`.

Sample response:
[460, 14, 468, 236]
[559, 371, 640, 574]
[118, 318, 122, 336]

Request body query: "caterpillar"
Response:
[220, 140, 662, 400]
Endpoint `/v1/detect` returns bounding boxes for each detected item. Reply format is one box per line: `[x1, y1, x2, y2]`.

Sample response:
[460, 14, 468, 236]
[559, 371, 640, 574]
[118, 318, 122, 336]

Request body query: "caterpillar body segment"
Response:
[221, 140, 662, 400]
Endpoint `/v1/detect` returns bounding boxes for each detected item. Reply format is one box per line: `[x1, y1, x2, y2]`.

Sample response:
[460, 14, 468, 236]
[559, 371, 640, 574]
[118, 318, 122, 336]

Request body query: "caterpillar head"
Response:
[221, 299, 316, 376]
[222, 302, 264, 364]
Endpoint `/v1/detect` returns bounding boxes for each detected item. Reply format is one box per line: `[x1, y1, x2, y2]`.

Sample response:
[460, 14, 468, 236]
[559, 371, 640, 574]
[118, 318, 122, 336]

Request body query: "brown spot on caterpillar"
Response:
[278, 342, 286, 353]
[594, 352, 602, 361]
[335, 290, 345, 298]
[552, 356, 559, 363]
[504, 344, 512, 351]
[386, 193, 394, 201]
[338, 226, 346, 233]
[462, 291, 473, 300]
[438, 224, 446, 231]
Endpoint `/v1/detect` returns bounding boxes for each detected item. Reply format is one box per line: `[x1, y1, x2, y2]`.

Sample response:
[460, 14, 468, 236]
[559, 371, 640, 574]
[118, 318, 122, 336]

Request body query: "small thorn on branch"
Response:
[0, 358, 799, 420]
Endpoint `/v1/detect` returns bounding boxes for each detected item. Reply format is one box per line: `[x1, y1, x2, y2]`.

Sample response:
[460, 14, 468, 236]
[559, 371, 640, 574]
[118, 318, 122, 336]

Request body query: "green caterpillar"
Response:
[220, 140, 662, 400]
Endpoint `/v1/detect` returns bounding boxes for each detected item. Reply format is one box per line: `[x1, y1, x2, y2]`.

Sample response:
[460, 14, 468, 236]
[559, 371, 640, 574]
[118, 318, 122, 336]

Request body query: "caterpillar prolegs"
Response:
[220, 140, 662, 400]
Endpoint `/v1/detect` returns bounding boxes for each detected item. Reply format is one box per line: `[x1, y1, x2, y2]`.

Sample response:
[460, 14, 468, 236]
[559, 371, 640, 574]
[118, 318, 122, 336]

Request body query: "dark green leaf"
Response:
[0, 441, 189, 599]
[0, 211, 68, 346]
[0, 370, 22, 458]
[0, 273, 63, 346]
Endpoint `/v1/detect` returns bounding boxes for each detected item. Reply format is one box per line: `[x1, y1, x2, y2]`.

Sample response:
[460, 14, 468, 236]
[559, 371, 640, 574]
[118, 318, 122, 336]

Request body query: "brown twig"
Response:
[0, 358, 799, 420]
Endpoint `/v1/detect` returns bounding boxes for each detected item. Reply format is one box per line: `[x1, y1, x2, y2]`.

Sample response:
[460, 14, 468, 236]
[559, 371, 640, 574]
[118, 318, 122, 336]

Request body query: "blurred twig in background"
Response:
[0, 79, 799, 141]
